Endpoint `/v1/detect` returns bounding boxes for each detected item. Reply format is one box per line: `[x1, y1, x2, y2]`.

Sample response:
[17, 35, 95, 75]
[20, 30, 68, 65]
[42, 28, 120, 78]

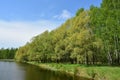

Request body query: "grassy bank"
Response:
[27, 62, 120, 80]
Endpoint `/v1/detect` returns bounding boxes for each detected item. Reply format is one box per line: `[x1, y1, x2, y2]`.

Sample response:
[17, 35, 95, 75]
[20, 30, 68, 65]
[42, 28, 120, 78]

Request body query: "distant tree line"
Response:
[0, 48, 17, 59]
[15, 0, 120, 65]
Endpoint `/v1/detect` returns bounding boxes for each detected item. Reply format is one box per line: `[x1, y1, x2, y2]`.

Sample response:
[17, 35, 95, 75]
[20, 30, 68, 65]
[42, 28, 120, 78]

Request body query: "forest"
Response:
[0, 48, 17, 59]
[15, 0, 120, 65]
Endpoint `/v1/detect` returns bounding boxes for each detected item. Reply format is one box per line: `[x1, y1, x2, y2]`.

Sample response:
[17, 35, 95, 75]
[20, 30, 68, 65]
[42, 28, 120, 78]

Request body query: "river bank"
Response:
[0, 59, 14, 62]
[27, 62, 92, 80]
[26, 62, 120, 80]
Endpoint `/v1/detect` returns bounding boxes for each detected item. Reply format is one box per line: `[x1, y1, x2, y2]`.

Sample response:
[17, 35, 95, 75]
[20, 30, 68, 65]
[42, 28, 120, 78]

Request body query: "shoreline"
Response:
[0, 59, 14, 62]
[26, 62, 92, 80]
[26, 62, 120, 80]
[27, 62, 74, 75]
[4, 61, 119, 80]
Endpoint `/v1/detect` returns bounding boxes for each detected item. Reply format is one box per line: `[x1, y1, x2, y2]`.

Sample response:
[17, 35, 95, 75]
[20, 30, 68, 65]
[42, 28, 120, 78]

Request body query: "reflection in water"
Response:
[0, 61, 90, 80]
[0, 62, 73, 80]
[20, 63, 73, 80]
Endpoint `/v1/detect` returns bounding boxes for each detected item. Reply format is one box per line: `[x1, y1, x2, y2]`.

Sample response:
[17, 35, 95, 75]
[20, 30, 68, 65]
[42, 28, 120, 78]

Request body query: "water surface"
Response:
[0, 61, 73, 80]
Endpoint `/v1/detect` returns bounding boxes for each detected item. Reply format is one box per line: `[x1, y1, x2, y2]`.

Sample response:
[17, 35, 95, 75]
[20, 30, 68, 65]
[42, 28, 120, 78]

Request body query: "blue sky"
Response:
[0, 0, 102, 48]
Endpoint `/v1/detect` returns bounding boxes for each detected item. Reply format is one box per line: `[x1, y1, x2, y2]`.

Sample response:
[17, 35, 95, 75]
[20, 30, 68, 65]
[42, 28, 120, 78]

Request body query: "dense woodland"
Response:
[0, 48, 17, 59]
[15, 0, 120, 65]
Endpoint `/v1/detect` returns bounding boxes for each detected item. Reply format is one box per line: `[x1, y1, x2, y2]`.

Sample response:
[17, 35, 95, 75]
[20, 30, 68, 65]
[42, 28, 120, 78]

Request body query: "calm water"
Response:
[0, 61, 73, 80]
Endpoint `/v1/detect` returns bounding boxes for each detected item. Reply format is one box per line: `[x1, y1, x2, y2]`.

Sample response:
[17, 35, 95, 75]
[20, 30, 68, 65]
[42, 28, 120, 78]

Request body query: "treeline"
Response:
[15, 0, 120, 65]
[0, 48, 17, 59]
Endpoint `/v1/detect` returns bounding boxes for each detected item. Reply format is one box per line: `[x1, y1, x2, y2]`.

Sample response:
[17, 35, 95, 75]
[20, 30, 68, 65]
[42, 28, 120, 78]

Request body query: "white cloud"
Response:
[0, 20, 61, 48]
[53, 10, 72, 20]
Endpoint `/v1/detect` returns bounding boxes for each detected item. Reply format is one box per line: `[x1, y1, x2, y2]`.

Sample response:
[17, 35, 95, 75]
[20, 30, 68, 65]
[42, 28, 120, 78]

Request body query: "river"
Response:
[0, 61, 73, 80]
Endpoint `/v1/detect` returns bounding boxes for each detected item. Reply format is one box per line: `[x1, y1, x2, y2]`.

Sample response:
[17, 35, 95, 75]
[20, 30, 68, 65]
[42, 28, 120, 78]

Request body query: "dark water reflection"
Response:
[0, 61, 73, 80]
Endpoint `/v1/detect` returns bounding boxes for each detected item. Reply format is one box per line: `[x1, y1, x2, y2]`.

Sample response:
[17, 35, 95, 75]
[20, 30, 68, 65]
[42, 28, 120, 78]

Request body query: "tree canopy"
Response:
[15, 0, 120, 65]
[0, 48, 17, 59]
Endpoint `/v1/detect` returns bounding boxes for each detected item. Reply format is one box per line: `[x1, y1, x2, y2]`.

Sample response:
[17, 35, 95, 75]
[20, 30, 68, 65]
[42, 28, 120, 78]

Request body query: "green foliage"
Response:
[0, 48, 17, 59]
[76, 8, 84, 16]
[15, 0, 120, 65]
[90, 0, 120, 65]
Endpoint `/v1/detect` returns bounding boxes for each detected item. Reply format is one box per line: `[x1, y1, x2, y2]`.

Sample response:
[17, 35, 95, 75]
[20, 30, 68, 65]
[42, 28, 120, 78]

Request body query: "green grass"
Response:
[85, 66, 120, 80]
[27, 62, 120, 80]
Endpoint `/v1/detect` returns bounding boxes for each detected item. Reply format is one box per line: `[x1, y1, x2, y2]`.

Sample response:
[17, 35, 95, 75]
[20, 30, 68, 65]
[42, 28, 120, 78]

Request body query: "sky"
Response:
[0, 0, 102, 48]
